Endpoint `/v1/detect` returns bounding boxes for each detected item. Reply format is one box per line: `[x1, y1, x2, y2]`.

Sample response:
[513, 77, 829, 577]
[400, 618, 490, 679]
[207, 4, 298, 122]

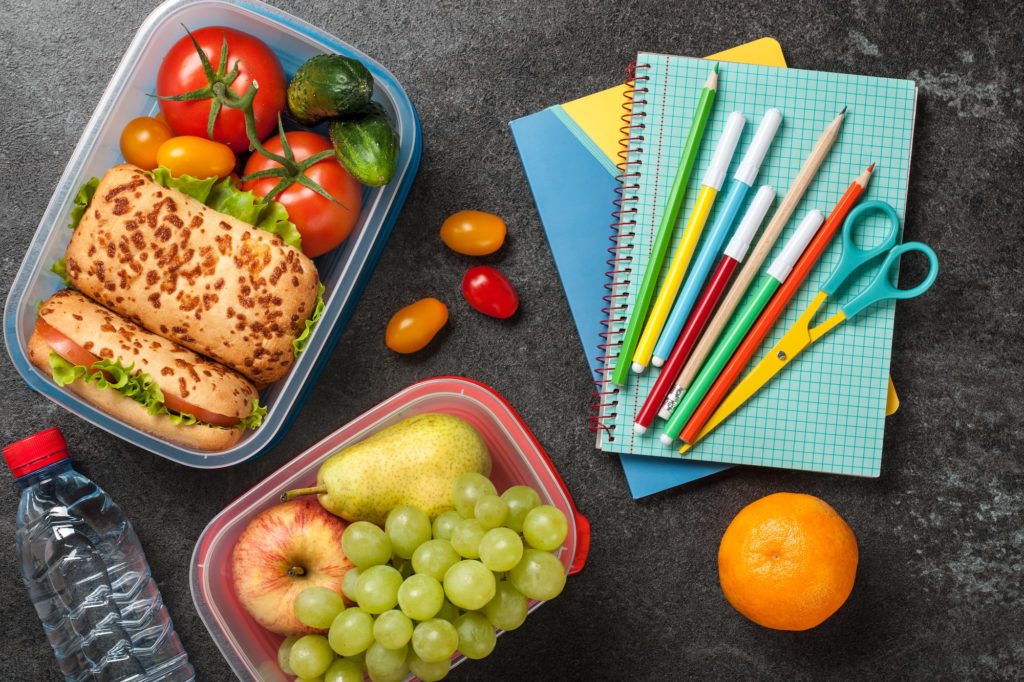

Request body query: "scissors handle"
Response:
[841, 242, 939, 318]
[821, 200, 902, 295]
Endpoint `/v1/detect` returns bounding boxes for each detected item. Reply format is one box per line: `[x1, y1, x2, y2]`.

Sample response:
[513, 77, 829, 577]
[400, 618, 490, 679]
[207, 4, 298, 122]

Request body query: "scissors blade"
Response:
[680, 294, 823, 453]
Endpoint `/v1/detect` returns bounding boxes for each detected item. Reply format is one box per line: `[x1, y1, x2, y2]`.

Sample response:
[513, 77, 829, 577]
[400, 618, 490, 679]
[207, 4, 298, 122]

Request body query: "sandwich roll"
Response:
[30, 290, 263, 452]
[65, 164, 320, 385]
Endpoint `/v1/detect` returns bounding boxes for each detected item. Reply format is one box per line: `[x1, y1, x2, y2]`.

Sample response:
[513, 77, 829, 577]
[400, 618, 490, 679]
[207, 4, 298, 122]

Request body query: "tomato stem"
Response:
[160, 25, 348, 210]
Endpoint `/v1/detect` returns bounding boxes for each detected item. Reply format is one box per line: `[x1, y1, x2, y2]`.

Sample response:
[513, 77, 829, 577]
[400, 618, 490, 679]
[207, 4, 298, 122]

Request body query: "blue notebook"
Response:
[510, 40, 793, 497]
[510, 98, 741, 498]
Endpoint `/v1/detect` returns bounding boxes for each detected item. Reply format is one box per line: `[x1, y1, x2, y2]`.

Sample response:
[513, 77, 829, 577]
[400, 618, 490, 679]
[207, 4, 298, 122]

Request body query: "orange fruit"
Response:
[718, 492, 858, 631]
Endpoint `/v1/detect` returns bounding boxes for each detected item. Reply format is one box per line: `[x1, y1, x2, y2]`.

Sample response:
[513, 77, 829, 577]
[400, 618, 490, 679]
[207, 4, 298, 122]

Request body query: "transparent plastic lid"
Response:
[3, 0, 422, 468]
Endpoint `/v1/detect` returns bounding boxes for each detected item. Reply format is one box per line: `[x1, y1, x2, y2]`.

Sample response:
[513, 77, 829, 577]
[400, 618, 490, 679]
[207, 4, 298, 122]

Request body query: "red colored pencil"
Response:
[633, 185, 776, 433]
[680, 163, 875, 444]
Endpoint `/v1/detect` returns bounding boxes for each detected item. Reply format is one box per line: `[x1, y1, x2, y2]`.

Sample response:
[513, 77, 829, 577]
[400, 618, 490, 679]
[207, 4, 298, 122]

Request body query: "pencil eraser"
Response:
[633, 423, 647, 435]
[651, 356, 665, 367]
[659, 434, 674, 446]
[631, 362, 646, 374]
[657, 409, 672, 420]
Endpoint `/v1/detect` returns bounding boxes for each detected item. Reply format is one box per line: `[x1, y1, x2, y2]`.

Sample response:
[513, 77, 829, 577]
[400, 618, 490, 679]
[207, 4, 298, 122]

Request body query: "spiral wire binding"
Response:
[589, 60, 650, 440]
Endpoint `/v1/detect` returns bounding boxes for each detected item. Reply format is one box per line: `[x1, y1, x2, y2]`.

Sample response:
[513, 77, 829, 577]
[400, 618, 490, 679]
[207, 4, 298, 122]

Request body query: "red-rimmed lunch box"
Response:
[190, 376, 590, 680]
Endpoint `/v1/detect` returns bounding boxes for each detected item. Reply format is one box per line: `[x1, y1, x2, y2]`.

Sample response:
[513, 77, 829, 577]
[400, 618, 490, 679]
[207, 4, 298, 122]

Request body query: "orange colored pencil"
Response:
[680, 163, 875, 444]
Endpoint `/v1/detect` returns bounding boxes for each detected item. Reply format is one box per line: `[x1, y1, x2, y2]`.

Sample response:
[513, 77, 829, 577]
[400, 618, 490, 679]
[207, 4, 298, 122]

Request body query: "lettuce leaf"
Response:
[50, 258, 74, 288]
[149, 167, 216, 203]
[151, 168, 302, 250]
[292, 282, 326, 358]
[255, 199, 303, 251]
[240, 399, 268, 430]
[47, 353, 266, 431]
[69, 177, 99, 230]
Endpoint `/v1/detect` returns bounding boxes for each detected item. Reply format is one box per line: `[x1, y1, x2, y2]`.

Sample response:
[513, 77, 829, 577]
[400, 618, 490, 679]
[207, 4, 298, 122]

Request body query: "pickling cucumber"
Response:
[287, 54, 373, 126]
[328, 103, 400, 187]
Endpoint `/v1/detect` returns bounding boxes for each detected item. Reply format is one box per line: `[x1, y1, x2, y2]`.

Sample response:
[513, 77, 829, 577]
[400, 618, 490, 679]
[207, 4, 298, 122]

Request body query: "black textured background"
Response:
[1, 0, 1022, 679]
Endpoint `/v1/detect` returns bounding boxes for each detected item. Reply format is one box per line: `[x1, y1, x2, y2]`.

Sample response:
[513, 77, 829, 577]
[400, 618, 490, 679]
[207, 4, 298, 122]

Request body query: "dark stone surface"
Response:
[1, 0, 1021, 679]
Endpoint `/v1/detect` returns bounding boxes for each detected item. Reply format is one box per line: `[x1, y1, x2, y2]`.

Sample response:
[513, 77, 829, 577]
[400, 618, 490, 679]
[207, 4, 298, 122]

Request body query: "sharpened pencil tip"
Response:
[840, 105, 848, 115]
[867, 162, 876, 173]
[712, 63, 719, 73]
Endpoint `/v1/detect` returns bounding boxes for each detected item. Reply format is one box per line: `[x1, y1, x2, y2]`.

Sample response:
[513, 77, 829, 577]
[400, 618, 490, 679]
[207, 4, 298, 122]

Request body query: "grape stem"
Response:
[281, 485, 327, 501]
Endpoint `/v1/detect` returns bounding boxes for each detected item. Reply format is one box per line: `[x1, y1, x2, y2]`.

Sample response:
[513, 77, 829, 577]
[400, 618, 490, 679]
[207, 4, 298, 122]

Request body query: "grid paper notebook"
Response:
[597, 54, 917, 476]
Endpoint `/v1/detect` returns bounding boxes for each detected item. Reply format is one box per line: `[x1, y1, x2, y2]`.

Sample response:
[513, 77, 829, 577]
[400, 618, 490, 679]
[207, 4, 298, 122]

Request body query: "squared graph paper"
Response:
[597, 54, 917, 476]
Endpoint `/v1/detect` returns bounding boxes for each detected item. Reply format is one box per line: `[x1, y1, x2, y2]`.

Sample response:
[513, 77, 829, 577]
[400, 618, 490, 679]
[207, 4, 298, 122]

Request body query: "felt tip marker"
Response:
[651, 108, 782, 367]
[631, 110, 747, 374]
[659, 208, 826, 445]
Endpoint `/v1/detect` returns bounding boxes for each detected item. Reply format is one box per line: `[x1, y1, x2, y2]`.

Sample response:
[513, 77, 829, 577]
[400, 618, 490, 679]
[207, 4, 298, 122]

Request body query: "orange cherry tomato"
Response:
[386, 298, 449, 353]
[119, 116, 173, 170]
[156, 135, 237, 179]
[440, 210, 507, 256]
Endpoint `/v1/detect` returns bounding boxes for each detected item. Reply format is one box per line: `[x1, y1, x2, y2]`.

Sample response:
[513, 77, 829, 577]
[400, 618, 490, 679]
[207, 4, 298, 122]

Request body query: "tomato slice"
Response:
[36, 319, 102, 368]
[36, 318, 240, 427]
[161, 392, 241, 428]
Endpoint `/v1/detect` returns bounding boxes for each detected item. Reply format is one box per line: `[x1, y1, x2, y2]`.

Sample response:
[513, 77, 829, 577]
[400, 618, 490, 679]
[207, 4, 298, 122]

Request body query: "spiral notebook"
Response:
[595, 55, 917, 476]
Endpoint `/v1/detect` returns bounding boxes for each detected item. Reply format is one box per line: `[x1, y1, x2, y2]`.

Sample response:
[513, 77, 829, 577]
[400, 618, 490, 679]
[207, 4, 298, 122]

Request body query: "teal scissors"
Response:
[682, 199, 939, 447]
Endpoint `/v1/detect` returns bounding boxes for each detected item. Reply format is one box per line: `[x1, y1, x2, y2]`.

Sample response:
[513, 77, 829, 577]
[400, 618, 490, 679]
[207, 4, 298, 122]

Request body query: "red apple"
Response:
[231, 497, 353, 636]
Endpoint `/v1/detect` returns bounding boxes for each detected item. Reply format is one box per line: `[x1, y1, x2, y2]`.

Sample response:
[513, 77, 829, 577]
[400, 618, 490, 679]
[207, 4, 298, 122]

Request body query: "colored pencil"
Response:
[665, 108, 847, 400]
[660, 209, 826, 444]
[610, 65, 719, 385]
[631, 110, 746, 373]
[634, 185, 775, 433]
[679, 163, 875, 446]
[651, 108, 782, 367]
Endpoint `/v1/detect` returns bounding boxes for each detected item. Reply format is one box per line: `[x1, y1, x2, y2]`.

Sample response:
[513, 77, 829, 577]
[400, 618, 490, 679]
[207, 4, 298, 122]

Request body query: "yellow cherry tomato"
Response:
[119, 116, 173, 170]
[440, 210, 507, 256]
[156, 135, 237, 179]
[386, 298, 449, 354]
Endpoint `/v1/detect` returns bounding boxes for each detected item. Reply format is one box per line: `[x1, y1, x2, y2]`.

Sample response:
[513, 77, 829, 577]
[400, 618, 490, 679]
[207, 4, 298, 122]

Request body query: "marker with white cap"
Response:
[630, 110, 747, 374]
[659, 208, 826, 444]
[651, 108, 782, 368]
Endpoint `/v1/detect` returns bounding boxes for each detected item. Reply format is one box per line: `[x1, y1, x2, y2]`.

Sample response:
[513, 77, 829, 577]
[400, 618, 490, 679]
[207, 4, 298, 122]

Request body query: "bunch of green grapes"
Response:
[279, 473, 570, 681]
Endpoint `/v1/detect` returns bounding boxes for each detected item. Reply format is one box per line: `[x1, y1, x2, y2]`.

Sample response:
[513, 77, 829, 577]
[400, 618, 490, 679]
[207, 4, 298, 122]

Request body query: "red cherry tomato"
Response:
[440, 210, 507, 256]
[157, 26, 286, 152]
[242, 131, 362, 258]
[461, 266, 519, 319]
[386, 298, 449, 353]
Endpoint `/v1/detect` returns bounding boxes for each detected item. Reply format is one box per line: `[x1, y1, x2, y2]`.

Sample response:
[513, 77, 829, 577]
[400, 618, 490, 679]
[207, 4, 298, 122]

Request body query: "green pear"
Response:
[284, 413, 491, 526]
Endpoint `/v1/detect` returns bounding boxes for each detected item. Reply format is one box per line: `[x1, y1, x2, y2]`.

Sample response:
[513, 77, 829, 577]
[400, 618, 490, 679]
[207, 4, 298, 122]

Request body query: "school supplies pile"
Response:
[513, 42, 932, 486]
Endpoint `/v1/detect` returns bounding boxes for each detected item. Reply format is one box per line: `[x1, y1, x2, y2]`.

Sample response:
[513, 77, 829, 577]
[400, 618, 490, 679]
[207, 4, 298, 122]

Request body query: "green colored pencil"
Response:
[659, 209, 826, 443]
[611, 64, 719, 385]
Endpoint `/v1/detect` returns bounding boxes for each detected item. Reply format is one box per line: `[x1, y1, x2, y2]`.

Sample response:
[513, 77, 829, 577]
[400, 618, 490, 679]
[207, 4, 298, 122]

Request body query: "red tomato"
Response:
[461, 266, 519, 319]
[157, 27, 286, 152]
[386, 298, 449, 353]
[242, 131, 362, 258]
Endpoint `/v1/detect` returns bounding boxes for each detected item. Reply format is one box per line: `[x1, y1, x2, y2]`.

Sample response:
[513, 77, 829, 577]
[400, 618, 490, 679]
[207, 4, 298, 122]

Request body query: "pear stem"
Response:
[281, 485, 327, 502]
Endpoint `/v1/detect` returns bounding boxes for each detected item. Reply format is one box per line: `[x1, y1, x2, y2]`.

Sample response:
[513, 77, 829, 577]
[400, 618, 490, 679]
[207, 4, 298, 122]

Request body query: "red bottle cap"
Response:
[3, 427, 69, 479]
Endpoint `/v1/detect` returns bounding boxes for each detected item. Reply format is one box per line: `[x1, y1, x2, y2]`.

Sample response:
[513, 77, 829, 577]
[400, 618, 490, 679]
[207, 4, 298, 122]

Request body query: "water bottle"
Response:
[4, 427, 194, 681]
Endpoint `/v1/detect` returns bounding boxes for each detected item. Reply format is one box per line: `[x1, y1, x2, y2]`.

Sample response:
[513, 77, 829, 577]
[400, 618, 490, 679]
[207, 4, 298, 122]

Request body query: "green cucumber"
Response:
[328, 103, 400, 187]
[287, 54, 373, 126]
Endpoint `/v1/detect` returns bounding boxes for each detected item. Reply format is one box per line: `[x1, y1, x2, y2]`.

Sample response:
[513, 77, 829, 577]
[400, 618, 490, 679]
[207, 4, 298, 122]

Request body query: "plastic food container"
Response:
[3, 0, 421, 468]
[191, 376, 591, 681]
